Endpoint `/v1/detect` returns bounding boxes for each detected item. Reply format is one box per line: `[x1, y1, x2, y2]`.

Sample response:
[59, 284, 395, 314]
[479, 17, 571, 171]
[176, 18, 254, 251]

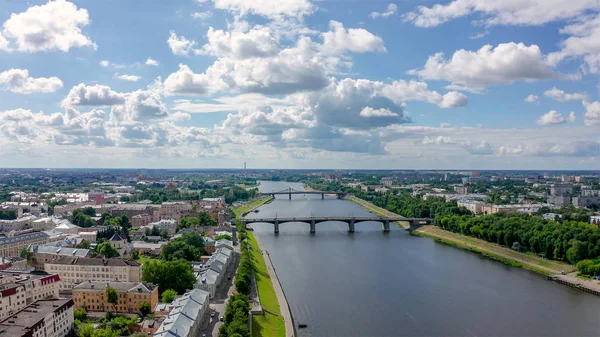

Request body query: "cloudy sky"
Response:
[0, 0, 598, 170]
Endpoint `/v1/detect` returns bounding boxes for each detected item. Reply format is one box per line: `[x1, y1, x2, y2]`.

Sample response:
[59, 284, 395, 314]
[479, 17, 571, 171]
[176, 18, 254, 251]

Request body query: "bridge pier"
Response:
[348, 218, 355, 233]
[383, 220, 390, 232]
[289, 193, 291, 200]
[274, 221, 279, 234]
[321, 193, 324, 200]
[310, 220, 315, 234]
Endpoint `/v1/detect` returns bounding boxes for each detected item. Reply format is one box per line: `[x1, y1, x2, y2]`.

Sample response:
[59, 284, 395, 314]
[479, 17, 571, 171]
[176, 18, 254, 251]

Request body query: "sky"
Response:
[0, 0, 598, 170]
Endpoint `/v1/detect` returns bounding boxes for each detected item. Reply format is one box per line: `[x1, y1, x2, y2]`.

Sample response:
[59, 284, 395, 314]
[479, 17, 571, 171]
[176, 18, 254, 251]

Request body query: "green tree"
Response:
[139, 301, 151, 316]
[106, 286, 119, 312]
[161, 289, 177, 303]
[82, 207, 96, 217]
[160, 232, 206, 261]
[78, 324, 94, 337]
[74, 308, 87, 321]
[75, 240, 91, 249]
[19, 247, 33, 260]
[142, 260, 196, 294]
[215, 234, 233, 241]
[130, 248, 140, 260]
[198, 212, 217, 226]
[96, 242, 118, 258]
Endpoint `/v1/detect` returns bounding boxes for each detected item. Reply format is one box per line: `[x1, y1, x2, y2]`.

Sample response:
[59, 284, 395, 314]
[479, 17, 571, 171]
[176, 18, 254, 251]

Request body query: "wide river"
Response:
[246, 181, 599, 337]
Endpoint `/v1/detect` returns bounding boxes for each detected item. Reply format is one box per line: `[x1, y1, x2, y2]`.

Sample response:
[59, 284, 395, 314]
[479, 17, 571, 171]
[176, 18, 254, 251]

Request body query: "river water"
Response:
[246, 181, 599, 337]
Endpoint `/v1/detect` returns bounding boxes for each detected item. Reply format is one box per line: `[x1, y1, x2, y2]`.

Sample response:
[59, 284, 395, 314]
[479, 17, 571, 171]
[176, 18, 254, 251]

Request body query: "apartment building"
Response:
[0, 216, 38, 233]
[131, 214, 152, 228]
[147, 219, 178, 236]
[111, 205, 160, 222]
[0, 231, 65, 258]
[44, 257, 141, 291]
[160, 202, 192, 219]
[28, 246, 90, 270]
[72, 281, 158, 314]
[0, 298, 74, 337]
[0, 273, 61, 321]
[194, 246, 233, 298]
[154, 289, 210, 337]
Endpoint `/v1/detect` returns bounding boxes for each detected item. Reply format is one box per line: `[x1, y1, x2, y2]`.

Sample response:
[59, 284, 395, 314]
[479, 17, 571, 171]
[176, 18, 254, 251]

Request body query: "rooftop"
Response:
[29, 245, 90, 257]
[73, 281, 156, 293]
[154, 289, 209, 337]
[48, 257, 140, 267]
[0, 298, 73, 337]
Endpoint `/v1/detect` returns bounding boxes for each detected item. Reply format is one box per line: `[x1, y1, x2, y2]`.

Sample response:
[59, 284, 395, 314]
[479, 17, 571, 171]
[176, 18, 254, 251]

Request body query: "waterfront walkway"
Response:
[253, 233, 295, 337]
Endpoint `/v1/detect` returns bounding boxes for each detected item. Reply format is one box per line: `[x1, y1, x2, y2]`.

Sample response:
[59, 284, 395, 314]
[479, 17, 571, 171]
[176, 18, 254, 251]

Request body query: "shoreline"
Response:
[252, 232, 296, 337]
[347, 195, 600, 296]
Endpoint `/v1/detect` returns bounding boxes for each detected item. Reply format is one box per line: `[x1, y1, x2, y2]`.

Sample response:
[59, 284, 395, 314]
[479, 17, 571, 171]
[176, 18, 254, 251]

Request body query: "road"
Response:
[198, 245, 240, 337]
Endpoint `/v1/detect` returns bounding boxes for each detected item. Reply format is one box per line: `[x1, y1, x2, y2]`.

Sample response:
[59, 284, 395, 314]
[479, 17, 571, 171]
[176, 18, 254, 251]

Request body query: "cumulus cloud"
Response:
[114, 73, 142, 82]
[547, 13, 600, 74]
[212, 0, 313, 19]
[438, 91, 469, 108]
[110, 90, 168, 123]
[62, 83, 126, 107]
[524, 94, 539, 103]
[360, 107, 397, 118]
[423, 136, 454, 144]
[192, 11, 213, 20]
[410, 42, 559, 87]
[145, 58, 159, 66]
[320, 21, 386, 56]
[544, 87, 588, 102]
[583, 100, 600, 126]
[0, 69, 63, 94]
[402, 0, 597, 28]
[537, 110, 575, 126]
[370, 3, 397, 19]
[459, 140, 493, 155]
[99, 60, 126, 69]
[199, 27, 279, 59]
[167, 31, 199, 56]
[380, 80, 468, 108]
[1, 0, 96, 52]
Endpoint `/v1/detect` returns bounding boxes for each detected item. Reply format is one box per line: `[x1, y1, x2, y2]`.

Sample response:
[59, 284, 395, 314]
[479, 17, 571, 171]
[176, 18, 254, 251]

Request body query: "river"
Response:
[246, 181, 599, 337]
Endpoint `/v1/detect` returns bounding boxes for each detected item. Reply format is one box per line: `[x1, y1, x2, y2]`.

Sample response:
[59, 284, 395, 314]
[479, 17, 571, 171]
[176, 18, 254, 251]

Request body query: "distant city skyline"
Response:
[0, 0, 598, 169]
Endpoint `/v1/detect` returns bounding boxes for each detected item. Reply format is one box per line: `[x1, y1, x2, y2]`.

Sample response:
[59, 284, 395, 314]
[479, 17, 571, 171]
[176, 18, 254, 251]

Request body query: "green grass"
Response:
[347, 195, 409, 229]
[136, 255, 158, 266]
[247, 232, 285, 337]
[233, 197, 273, 218]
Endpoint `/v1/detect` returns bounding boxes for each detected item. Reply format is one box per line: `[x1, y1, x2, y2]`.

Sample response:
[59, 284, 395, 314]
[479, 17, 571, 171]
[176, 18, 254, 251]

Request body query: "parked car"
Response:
[219, 316, 224, 322]
[211, 311, 216, 317]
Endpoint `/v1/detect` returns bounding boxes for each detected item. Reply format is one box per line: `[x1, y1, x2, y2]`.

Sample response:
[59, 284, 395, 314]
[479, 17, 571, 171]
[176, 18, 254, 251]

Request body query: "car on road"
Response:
[211, 311, 216, 317]
[228, 276, 231, 280]
[202, 334, 206, 337]
[219, 316, 224, 322]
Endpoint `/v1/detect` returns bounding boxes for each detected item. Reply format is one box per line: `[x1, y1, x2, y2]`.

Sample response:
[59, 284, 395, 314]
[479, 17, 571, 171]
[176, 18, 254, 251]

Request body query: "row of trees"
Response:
[361, 192, 471, 219]
[161, 232, 207, 261]
[436, 213, 600, 264]
[576, 258, 600, 276]
[177, 212, 217, 230]
[0, 209, 17, 220]
[72, 207, 97, 227]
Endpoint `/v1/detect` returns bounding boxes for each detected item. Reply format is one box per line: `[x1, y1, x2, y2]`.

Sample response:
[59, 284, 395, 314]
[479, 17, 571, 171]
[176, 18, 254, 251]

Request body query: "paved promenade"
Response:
[253, 233, 296, 337]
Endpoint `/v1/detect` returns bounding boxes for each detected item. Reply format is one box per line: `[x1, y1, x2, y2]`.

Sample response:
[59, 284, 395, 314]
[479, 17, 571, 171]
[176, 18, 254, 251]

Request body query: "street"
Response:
[198, 245, 240, 337]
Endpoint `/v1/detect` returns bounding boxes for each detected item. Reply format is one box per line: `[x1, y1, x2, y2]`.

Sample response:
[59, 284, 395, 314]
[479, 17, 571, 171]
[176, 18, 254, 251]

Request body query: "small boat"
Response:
[298, 324, 308, 329]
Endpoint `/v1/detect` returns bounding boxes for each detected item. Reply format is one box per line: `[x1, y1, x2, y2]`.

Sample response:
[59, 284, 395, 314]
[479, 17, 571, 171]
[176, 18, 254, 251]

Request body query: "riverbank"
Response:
[250, 232, 295, 337]
[347, 195, 409, 229]
[233, 196, 273, 218]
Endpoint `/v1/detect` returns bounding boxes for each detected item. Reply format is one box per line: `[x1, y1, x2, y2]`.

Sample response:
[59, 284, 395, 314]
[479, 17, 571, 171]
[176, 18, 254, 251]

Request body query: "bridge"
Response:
[242, 216, 433, 233]
[260, 187, 346, 200]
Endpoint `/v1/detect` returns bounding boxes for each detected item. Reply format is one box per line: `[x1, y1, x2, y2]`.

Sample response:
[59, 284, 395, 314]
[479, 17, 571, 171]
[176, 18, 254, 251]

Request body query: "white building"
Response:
[194, 246, 233, 298]
[44, 257, 141, 291]
[0, 273, 61, 321]
[154, 289, 210, 337]
[0, 298, 73, 337]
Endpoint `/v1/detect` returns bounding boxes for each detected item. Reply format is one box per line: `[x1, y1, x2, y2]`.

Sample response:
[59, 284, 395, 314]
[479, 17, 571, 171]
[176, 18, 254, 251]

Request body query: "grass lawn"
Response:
[233, 196, 273, 218]
[136, 255, 159, 266]
[247, 232, 285, 337]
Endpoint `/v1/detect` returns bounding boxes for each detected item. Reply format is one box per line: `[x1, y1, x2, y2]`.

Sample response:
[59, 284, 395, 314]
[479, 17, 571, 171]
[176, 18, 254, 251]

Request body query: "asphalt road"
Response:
[198, 246, 240, 337]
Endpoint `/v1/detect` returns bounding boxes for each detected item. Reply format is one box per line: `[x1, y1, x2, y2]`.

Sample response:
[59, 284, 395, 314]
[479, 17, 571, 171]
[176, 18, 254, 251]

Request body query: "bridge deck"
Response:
[242, 217, 428, 222]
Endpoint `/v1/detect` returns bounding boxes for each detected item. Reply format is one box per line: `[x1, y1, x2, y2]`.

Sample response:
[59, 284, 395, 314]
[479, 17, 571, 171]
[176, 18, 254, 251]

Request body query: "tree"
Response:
[106, 286, 118, 312]
[78, 324, 94, 337]
[142, 260, 196, 294]
[198, 212, 217, 226]
[160, 233, 206, 261]
[82, 207, 96, 217]
[215, 234, 233, 241]
[19, 247, 33, 260]
[97, 242, 118, 258]
[139, 301, 151, 316]
[74, 308, 87, 321]
[130, 248, 140, 260]
[161, 289, 177, 303]
[75, 240, 91, 249]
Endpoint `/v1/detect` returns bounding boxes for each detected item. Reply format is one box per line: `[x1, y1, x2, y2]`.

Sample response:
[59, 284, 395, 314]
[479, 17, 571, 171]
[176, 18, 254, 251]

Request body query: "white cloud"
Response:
[360, 107, 397, 118]
[165, 111, 192, 121]
[0, 69, 63, 94]
[410, 42, 558, 87]
[62, 83, 126, 107]
[583, 101, 600, 126]
[459, 140, 493, 155]
[320, 21, 386, 56]
[171, 94, 290, 113]
[192, 11, 213, 20]
[114, 73, 142, 82]
[145, 58, 159, 66]
[547, 13, 600, 74]
[524, 94, 539, 103]
[167, 31, 199, 56]
[199, 27, 279, 59]
[99, 60, 110, 67]
[379, 80, 468, 108]
[1, 0, 96, 52]
[0, 33, 10, 51]
[110, 90, 168, 123]
[99, 60, 126, 69]
[369, 3, 397, 19]
[438, 91, 468, 108]
[543, 86, 588, 102]
[537, 110, 574, 126]
[402, 0, 597, 28]
[423, 136, 454, 145]
[212, 0, 313, 19]
[444, 84, 484, 94]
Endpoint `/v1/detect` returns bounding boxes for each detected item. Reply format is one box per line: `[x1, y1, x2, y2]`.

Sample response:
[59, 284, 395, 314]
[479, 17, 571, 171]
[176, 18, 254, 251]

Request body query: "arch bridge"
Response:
[241, 216, 432, 233]
[260, 187, 347, 200]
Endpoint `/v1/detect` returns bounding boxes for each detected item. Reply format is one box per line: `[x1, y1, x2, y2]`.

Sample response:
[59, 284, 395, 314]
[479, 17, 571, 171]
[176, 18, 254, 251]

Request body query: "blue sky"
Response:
[0, 0, 598, 169]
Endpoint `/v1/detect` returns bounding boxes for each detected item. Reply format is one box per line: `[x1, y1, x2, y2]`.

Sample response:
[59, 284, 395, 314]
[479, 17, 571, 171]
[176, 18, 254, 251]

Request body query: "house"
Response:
[72, 281, 158, 314]
[44, 257, 141, 291]
[109, 233, 127, 250]
[27, 245, 90, 270]
[0, 273, 61, 321]
[0, 298, 73, 337]
[154, 289, 210, 337]
[53, 221, 80, 235]
[0, 230, 64, 258]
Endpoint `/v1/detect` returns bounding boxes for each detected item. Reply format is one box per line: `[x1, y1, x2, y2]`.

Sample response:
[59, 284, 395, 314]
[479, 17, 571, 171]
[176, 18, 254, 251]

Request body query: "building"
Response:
[548, 195, 571, 207]
[194, 246, 233, 298]
[160, 202, 192, 219]
[560, 175, 574, 183]
[44, 257, 141, 291]
[0, 298, 73, 337]
[27, 245, 90, 270]
[0, 231, 65, 258]
[72, 281, 158, 314]
[109, 233, 127, 250]
[380, 178, 393, 186]
[146, 219, 178, 236]
[88, 192, 105, 205]
[0, 216, 38, 233]
[131, 214, 152, 228]
[130, 241, 165, 254]
[111, 205, 160, 222]
[456, 200, 484, 214]
[572, 196, 600, 208]
[154, 289, 210, 337]
[542, 213, 563, 221]
[590, 215, 600, 226]
[53, 221, 80, 235]
[550, 184, 573, 196]
[0, 273, 61, 321]
[79, 231, 97, 242]
[453, 185, 472, 194]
